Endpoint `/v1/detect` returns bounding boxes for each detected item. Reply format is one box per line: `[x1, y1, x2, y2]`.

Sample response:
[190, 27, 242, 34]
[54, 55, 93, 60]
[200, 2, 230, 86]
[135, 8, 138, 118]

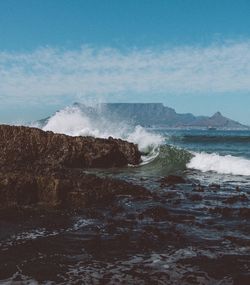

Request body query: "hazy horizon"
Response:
[2, 101, 249, 128]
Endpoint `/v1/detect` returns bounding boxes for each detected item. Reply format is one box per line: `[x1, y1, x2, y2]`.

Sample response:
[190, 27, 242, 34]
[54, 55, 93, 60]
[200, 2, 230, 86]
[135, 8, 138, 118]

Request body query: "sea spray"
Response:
[42, 106, 164, 154]
[43, 107, 92, 136]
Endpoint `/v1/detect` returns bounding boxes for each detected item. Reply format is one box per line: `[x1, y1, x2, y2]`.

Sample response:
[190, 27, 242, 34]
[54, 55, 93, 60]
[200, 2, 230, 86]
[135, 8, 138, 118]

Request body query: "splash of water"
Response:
[41, 105, 250, 176]
[42, 106, 164, 154]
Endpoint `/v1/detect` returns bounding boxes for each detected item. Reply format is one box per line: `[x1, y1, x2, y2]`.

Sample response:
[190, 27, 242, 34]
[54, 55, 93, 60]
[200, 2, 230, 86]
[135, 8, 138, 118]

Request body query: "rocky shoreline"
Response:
[0, 125, 250, 284]
[0, 124, 147, 210]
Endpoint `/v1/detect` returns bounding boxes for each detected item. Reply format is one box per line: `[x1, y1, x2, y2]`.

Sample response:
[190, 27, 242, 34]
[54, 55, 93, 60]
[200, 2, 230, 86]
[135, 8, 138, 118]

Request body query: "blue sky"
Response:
[0, 0, 250, 124]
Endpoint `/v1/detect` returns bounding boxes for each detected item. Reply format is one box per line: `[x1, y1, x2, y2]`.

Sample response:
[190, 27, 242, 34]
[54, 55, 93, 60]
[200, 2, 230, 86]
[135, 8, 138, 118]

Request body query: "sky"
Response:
[0, 0, 250, 124]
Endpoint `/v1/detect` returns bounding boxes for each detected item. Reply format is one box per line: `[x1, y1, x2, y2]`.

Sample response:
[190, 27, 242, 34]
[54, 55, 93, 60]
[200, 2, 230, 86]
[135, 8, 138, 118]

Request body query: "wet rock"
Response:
[138, 226, 167, 249]
[0, 124, 141, 169]
[224, 194, 248, 204]
[159, 175, 186, 186]
[0, 170, 150, 210]
[209, 207, 234, 218]
[189, 194, 203, 201]
[239, 208, 250, 219]
[140, 206, 170, 221]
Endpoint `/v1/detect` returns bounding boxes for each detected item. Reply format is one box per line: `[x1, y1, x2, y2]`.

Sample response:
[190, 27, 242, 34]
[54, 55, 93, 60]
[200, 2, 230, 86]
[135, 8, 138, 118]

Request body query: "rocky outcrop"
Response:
[0, 124, 141, 169]
[0, 125, 146, 210]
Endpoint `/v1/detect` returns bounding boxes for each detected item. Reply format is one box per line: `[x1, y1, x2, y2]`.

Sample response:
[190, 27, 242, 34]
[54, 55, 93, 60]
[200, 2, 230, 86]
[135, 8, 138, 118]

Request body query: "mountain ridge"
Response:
[72, 102, 248, 129]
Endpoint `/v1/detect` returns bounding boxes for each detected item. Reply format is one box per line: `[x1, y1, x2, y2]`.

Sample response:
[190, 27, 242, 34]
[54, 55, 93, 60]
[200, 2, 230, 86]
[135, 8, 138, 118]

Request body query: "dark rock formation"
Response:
[0, 124, 141, 168]
[0, 124, 146, 210]
[0, 169, 150, 210]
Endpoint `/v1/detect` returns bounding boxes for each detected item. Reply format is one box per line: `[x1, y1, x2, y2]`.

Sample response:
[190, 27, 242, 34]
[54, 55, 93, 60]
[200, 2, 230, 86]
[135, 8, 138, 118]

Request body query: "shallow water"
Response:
[0, 174, 249, 284]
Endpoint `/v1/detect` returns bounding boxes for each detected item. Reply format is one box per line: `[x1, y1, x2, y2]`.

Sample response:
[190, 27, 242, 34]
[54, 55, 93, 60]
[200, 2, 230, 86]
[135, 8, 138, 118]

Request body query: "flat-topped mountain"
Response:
[73, 103, 248, 129]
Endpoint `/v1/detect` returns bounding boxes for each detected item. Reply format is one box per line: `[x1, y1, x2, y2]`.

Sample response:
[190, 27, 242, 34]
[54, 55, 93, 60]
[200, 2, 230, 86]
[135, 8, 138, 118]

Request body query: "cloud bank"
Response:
[0, 41, 250, 104]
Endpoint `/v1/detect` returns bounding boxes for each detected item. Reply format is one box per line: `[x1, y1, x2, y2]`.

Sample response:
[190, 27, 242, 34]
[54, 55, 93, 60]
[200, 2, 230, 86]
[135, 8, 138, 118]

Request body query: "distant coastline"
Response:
[66, 102, 250, 130]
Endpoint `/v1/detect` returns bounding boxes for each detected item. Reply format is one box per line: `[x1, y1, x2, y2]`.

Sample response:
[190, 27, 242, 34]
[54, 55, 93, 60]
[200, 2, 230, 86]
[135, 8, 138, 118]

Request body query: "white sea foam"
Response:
[42, 106, 164, 154]
[43, 107, 93, 136]
[187, 152, 250, 176]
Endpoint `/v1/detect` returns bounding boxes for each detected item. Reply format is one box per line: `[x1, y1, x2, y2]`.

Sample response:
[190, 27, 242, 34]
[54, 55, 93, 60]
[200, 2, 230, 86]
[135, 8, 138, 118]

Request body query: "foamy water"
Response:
[187, 152, 250, 176]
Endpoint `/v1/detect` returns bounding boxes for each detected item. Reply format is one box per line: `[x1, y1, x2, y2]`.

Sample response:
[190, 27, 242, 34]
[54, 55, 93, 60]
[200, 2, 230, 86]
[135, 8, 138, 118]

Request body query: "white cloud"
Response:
[0, 41, 250, 104]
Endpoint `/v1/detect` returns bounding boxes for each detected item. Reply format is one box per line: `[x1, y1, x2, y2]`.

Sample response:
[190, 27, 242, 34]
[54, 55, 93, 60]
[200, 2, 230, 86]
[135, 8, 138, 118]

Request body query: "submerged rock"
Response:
[0, 169, 150, 210]
[189, 193, 203, 202]
[159, 175, 186, 186]
[224, 194, 248, 204]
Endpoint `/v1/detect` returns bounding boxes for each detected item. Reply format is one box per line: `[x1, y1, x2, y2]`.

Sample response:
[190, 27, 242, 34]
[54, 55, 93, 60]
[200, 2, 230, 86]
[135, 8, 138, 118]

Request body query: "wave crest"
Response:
[187, 152, 250, 176]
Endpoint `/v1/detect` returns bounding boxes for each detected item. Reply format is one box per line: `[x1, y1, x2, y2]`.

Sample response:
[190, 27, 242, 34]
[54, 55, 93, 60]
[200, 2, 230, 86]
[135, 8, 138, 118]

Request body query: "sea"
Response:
[0, 106, 249, 284]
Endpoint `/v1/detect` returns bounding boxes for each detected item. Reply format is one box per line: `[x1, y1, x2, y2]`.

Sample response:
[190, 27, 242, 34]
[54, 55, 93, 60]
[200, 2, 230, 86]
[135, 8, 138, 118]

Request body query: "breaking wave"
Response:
[138, 145, 250, 177]
[139, 145, 193, 175]
[187, 152, 250, 176]
[42, 106, 164, 156]
[40, 105, 250, 177]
